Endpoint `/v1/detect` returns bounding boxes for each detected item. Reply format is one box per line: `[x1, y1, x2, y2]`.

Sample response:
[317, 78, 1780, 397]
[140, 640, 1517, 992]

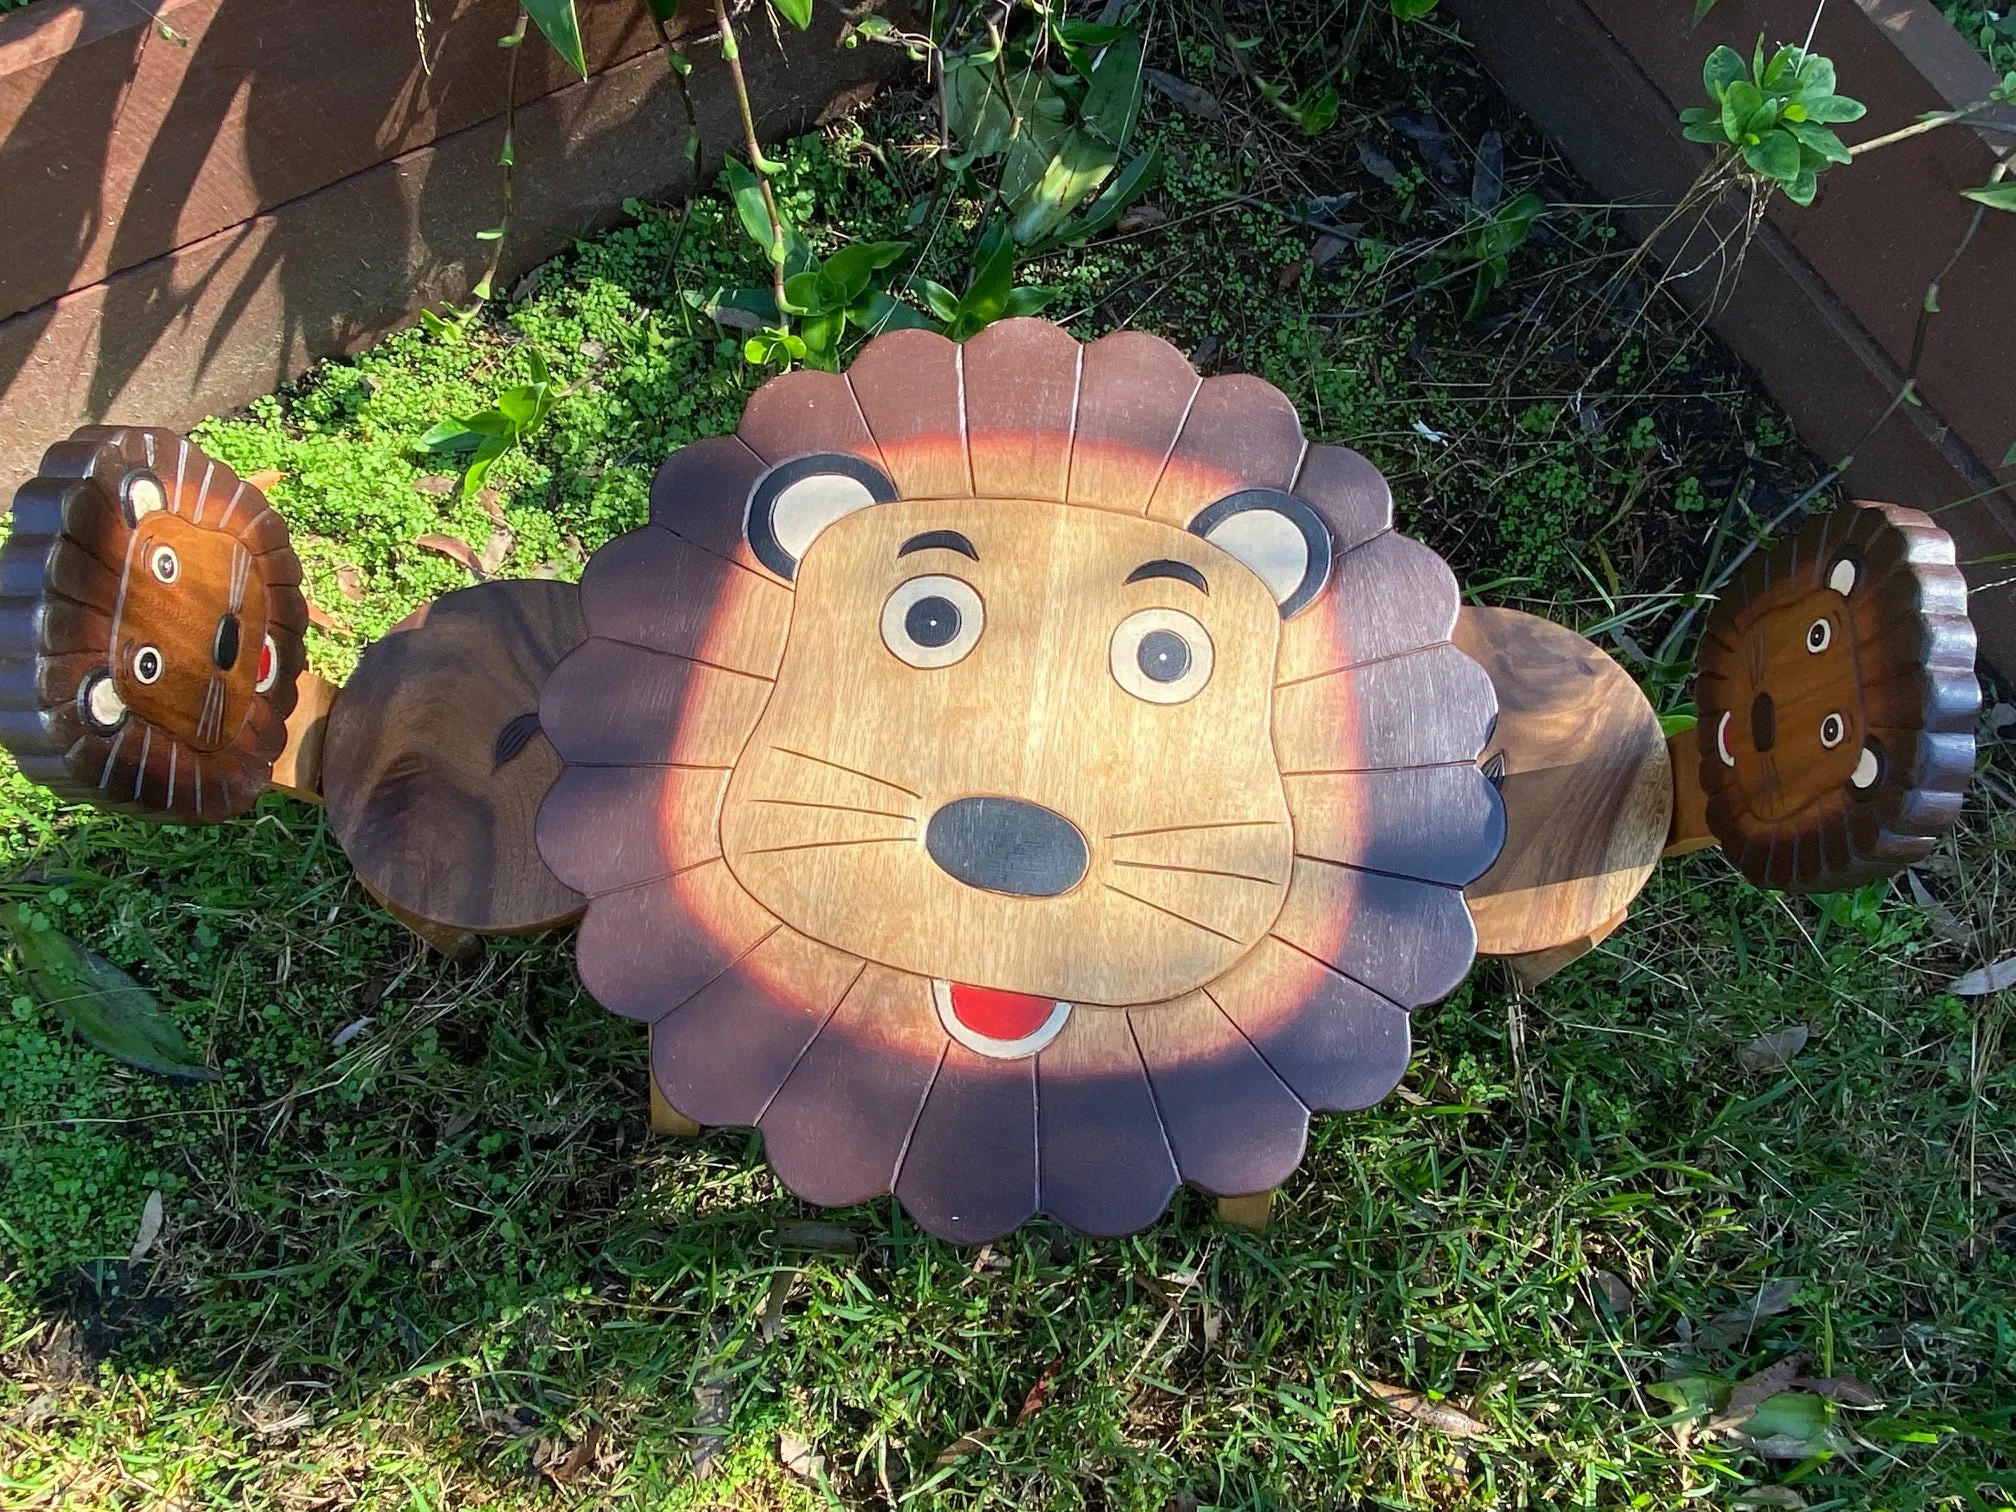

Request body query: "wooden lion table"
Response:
[0, 322, 1981, 1243]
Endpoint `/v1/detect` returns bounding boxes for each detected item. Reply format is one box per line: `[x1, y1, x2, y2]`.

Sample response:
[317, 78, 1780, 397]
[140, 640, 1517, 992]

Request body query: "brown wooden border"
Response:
[0, 0, 899, 500]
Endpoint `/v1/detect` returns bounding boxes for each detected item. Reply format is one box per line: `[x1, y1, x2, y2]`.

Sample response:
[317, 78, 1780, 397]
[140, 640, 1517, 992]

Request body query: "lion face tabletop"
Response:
[0, 428, 308, 823]
[1695, 500, 1977, 893]
[538, 321, 1505, 1241]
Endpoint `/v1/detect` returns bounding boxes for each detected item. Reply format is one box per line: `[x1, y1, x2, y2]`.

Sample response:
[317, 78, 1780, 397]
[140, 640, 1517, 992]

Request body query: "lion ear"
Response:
[746, 453, 900, 580]
[1188, 488, 1334, 618]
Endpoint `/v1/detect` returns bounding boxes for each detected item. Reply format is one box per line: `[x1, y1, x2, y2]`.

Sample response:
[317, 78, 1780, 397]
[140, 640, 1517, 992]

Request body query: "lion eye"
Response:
[1806, 618, 1831, 653]
[79, 669, 128, 733]
[881, 575, 984, 669]
[132, 645, 165, 685]
[1819, 712, 1846, 748]
[1110, 608, 1214, 705]
[1851, 744, 1881, 790]
[255, 634, 280, 694]
[149, 544, 180, 584]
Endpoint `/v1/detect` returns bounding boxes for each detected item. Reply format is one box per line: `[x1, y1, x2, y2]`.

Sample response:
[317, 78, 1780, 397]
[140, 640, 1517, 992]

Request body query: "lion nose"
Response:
[925, 796, 1088, 897]
[1751, 690, 1777, 753]
[213, 612, 242, 671]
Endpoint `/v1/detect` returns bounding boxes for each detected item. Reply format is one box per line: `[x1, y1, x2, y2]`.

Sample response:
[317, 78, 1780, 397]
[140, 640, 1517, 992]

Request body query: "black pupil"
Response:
[1825, 716, 1842, 741]
[1809, 622, 1826, 649]
[1137, 629, 1191, 684]
[905, 596, 961, 649]
[138, 650, 159, 678]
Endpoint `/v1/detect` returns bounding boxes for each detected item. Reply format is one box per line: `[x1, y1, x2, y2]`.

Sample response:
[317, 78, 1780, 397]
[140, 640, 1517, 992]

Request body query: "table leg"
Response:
[1504, 907, 1629, 990]
[1217, 1190, 1275, 1232]
[648, 1022, 703, 1136]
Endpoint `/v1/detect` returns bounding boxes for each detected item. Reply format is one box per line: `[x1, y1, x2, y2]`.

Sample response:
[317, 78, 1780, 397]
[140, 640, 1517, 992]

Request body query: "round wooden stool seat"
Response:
[323, 579, 587, 935]
[1456, 606, 1671, 961]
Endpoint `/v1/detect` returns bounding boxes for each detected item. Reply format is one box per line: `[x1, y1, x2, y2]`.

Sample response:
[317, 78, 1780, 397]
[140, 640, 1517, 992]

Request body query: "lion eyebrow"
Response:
[1125, 559, 1209, 596]
[897, 530, 978, 561]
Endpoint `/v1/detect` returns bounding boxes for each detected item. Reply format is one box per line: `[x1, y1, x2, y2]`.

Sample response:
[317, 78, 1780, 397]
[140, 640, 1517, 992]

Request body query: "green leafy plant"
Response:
[942, 14, 1162, 251]
[910, 221, 1059, 342]
[707, 159, 936, 370]
[417, 348, 557, 499]
[2, 902, 219, 1082]
[1454, 191, 1546, 319]
[1391, 0, 1440, 18]
[1681, 42, 1865, 205]
[1259, 81, 1341, 135]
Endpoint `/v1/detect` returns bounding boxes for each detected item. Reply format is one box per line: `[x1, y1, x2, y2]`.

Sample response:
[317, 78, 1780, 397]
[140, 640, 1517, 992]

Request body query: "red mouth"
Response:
[932, 980, 1072, 1058]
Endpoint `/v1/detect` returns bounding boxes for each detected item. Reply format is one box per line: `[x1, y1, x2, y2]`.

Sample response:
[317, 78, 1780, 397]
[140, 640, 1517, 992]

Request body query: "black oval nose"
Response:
[925, 796, 1088, 897]
[1750, 690, 1777, 753]
[212, 613, 241, 671]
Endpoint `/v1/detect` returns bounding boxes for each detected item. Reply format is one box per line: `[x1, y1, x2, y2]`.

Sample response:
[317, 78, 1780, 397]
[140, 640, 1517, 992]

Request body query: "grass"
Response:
[3, 3, 2015, 1507]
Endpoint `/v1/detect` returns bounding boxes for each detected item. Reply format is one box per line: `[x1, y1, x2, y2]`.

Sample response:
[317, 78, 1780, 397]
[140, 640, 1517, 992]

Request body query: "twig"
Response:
[715, 0, 790, 312]
[475, 11, 531, 302]
[1850, 97, 2005, 156]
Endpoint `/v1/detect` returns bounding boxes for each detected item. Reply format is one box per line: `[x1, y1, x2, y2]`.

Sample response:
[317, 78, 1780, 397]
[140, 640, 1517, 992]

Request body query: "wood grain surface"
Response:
[1693, 501, 1978, 892]
[322, 580, 586, 935]
[546, 320, 1503, 1242]
[270, 669, 338, 803]
[1456, 606, 1671, 957]
[0, 426, 307, 822]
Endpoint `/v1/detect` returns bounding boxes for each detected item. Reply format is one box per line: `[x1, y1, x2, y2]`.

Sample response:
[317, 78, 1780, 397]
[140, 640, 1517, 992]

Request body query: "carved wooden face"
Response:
[0, 428, 308, 823]
[1695, 501, 1978, 892]
[538, 322, 1503, 1241]
[720, 495, 1293, 1008]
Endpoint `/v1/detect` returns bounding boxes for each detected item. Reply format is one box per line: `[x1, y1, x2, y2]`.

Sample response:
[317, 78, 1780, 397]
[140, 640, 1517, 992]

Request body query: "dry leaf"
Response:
[128, 1188, 163, 1262]
[1738, 1025, 1809, 1072]
[478, 1406, 538, 1438]
[1202, 1304, 1223, 1350]
[1732, 1489, 1808, 1508]
[1951, 955, 2016, 997]
[1277, 259, 1308, 289]
[773, 1220, 860, 1254]
[1907, 871, 1975, 947]
[244, 469, 285, 492]
[689, 1382, 729, 1478]
[541, 1421, 603, 1485]
[1989, 701, 2016, 736]
[329, 1016, 373, 1047]
[934, 1427, 997, 1467]
[1701, 1277, 1801, 1348]
[778, 1430, 824, 1481]
[334, 565, 366, 602]
[1392, 1084, 1428, 1107]
[416, 533, 487, 580]
[1311, 230, 1359, 266]
[1789, 1374, 1879, 1407]
[1592, 1268, 1635, 1317]
[1015, 1357, 1063, 1424]
[303, 596, 352, 637]
[1710, 1353, 1805, 1433]
[1352, 1374, 1488, 1437]
[1116, 203, 1169, 235]
[1143, 69, 1225, 119]
[413, 475, 458, 496]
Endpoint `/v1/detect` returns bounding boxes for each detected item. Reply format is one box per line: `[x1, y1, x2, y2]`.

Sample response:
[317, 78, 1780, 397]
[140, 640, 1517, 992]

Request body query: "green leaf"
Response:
[1391, 0, 1440, 17]
[1691, 0, 1719, 22]
[1682, 120, 1730, 145]
[1801, 92, 1867, 123]
[1, 905, 220, 1081]
[519, 0, 586, 76]
[771, 0, 813, 30]
[1010, 131, 1120, 245]
[1703, 45, 1748, 103]
[724, 158, 777, 255]
[643, 0, 678, 19]
[461, 433, 514, 499]
[1080, 28, 1145, 149]
[1787, 120, 1851, 164]
[822, 239, 910, 299]
[1784, 167, 1819, 205]
[1464, 260, 1505, 322]
[853, 289, 940, 335]
[418, 418, 484, 452]
[2002, 437, 2016, 467]
[1743, 129, 1801, 181]
[1963, 181, 2016, 212]
[1032, 145, 1164, 251]
[1794, 52, 1837, 98]
[494, 385, 542, 428]
[1658, 711, 1698, 738]
[1722, 79, 1762, 141]
[910, 277, 963, 324]
[1000, 285, 1059, 319]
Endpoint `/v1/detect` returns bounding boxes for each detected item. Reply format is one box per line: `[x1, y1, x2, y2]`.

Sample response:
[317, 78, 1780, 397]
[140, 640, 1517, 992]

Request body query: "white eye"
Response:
[80, 670, 127, 733]
[880, 575, 984, 669]
[1819, 712, 1846, 748]
[1806, 618, 1831, 653]
[1851, 745, 1880, 789]
[1110, 608, 1214, 705]
[123, 471, 166, 524]
[132, 645, 164, 685]
[149, 544, 179, 583]
[255, 633, 279, 693]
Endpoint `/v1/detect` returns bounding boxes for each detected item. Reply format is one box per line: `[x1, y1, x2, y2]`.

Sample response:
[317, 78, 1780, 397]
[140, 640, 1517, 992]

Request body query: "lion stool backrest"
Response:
[0, 428, 309, 822]
[1693, 501, 1979, 892]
